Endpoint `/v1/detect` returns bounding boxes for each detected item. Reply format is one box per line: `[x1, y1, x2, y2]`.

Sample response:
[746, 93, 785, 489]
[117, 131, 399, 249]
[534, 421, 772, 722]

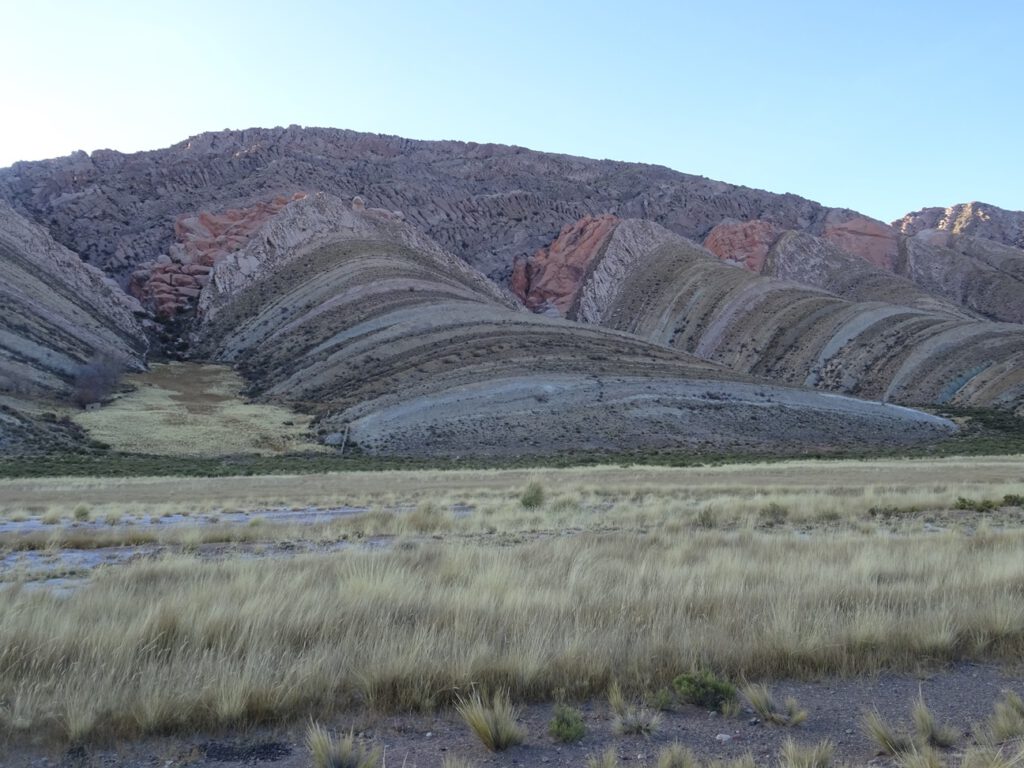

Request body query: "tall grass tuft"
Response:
[912, 693, 958, 748]
[742, 683, 807, 726]
[520, 481, 545, 509]
[306, 722, 381, 768]
[456, 689, 525, 751]
[657, 742, 699, 768]
[778, 738, 834, 768]
[863, 709, 914, 756]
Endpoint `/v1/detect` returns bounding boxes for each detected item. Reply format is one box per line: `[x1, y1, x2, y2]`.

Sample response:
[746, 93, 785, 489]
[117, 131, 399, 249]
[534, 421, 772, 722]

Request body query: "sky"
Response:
[2, 0, 1022, 222]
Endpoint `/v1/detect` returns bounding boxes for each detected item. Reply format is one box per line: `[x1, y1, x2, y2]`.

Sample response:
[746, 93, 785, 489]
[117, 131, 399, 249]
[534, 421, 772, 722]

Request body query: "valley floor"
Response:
[2, 457, 1024, 767]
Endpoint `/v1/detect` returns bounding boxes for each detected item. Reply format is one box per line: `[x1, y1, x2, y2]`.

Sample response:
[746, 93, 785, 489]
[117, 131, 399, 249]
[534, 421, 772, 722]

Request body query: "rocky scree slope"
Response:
[560, 218, 1024, 411]
[192, 194, 953, 457]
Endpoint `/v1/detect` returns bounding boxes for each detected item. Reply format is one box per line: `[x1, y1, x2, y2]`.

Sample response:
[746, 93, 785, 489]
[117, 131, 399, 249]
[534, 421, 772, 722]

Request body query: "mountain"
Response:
[2, 126, 1023, 457]
[191, 193, 952, 456]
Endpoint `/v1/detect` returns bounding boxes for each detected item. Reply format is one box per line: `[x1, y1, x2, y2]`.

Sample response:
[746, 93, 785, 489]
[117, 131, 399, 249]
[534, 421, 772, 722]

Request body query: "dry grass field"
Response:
[2, 456, 1024, 759]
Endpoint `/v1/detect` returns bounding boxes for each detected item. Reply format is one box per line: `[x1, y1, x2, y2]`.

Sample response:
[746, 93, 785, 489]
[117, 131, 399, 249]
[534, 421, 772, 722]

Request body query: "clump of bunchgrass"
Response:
[742, 683, 806, 726]
[912, 693, 958, 748]
[548, 703, 586, 743]
[894, 745, 947, 768]
[73, 504, 91, 521]
[657, 742, 699, 768]
[983, 691, 1024, 743]
[778, 737, 834, 768]
[862, 709, 914, 756]
[306, 722, 381, 768]
[520, 481, 545, 509]
[456, 689, 525, 752]
[673, 670, 737, 712]
[608, 681, 660, 736]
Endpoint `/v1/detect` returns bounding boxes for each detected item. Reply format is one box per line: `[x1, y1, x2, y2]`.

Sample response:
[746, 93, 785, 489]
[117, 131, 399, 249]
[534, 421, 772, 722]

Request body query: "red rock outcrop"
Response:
[511, 214, 619, 315]
[130, 193, 306, 317]
[702, 219, 783, 272]
[821, 210, 899, 271]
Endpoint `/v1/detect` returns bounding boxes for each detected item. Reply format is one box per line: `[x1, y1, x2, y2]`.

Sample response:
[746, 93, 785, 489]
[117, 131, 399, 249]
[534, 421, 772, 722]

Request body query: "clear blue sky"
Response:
[2, 0, 1022, 222]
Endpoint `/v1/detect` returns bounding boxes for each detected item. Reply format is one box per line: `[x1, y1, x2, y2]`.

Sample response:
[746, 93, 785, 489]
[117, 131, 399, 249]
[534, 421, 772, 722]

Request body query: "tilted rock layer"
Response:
[570, 219, 1024, 411]
[193, 195, 952, 456]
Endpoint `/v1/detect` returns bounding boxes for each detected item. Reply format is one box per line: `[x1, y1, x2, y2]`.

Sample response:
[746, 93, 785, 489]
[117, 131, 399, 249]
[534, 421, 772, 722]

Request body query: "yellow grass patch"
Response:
[72, 362, 324, 456]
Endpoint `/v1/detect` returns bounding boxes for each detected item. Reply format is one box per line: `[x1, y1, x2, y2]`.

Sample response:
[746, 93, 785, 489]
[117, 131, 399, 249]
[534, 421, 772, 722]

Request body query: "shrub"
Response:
[743, 684, 807, 726]
[673, 670, 737, 711]
[306, 722, 381, 768]
[73, 504, 91, 521]
[759, 503, 790, 526]
[778, 737, 834, 768]
[520, 482, 545, 509]
[1003, 494, 1024, 508]
[72, 355, 123, 408]
[456, 689, 525, 751]
[548, 703, 586, 743]
[955, 497, 999, 512]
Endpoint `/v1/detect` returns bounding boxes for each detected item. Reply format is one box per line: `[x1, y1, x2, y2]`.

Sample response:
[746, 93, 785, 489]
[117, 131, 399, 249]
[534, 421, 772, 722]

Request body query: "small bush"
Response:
[73, 504, 91, 521]
[674, 670, 737, 711]
[955, 497, 999, 512]
[548, 703, 586, 743]
[520, 482, 545, 509]
[743, 684, 806, 726]
[862, 709, 914, 756]
[912, 694, 958, 748]
[778, 737, 834, 768]
[306, 722, 381, 768]
[648, 687, 675, 712]
[759, 502, 790, 526]
[71, 355, 123, 408]
[1003, 494, 1024, 508]
[456, 689, 525, 752]
[657, 742, 699, 768]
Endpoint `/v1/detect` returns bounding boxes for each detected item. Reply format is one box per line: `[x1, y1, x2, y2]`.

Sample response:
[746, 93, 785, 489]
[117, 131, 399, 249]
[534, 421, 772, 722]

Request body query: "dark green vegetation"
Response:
[1, 406, 1020, 478]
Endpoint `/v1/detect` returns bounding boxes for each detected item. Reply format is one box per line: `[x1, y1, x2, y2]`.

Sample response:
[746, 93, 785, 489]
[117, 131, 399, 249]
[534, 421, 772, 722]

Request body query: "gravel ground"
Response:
[5, 662, 1023, 768]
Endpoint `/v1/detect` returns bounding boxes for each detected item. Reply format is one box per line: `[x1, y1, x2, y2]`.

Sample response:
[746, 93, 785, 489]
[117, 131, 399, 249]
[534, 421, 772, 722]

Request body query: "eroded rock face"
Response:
[510, 214, 619, 315]
[896, 202, 1024, 249]
[702, 218, 783, 272]
[129, 193, 306, 317]
[821, 210, 899, 271]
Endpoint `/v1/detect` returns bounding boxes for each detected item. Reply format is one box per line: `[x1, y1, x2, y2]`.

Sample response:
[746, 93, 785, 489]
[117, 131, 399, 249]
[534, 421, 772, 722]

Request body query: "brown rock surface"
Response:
[821, 210, 899, 271]
[510, 214, 618, 315]
[895, 201, 1024, 249]
[703, 218, 783, 272]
